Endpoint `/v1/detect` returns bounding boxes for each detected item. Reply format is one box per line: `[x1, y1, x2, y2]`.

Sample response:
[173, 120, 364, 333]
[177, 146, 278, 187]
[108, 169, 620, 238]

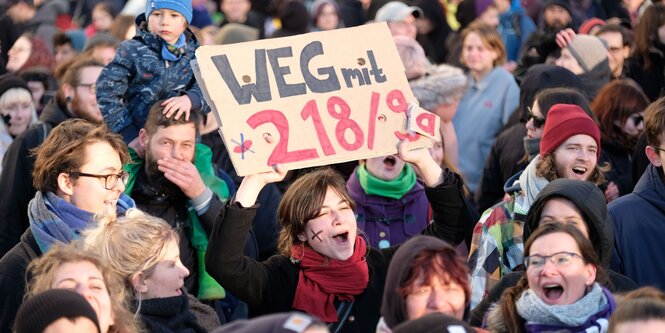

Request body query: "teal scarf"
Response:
[357, 163, 416, 200]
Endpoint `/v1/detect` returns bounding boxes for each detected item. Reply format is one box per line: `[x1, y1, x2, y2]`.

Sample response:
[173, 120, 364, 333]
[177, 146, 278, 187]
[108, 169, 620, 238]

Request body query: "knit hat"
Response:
[579, 17, 605, 35]
[14, 289, 101, 333]
[213, 312, 325, 333]
[540, 104, 601, 159]
[544, 0, 572, 17]
[145, 0, 193, 24]
[375, 1, 423, 22]
[410, 64, 468, 110]
[0, 74, 29, 98]
[392, 313, 477, 333]
[566, 35, 608, 73]
[65, 29, 87, 52]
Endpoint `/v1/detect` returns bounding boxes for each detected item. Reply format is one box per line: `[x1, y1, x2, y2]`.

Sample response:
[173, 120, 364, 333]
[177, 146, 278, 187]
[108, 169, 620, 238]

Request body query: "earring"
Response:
[289, 242, 305, 264]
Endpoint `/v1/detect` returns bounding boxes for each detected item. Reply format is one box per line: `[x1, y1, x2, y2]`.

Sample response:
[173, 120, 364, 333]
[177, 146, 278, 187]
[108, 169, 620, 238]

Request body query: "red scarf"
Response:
[291, 235, 370, 323]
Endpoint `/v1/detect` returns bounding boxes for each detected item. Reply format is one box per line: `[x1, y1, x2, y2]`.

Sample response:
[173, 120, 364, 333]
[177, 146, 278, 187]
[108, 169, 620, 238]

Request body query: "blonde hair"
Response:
[0, 87, 38, 124]
[26, 242, 140, 333]
[82, 209, 179, 293]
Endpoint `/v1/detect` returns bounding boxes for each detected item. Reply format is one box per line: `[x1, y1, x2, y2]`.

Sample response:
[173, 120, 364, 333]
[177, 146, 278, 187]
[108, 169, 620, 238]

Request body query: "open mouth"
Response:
[383, 156, 397, 167]
[543, 284, 564, 302]
[332, 232, 349, 243]
[571, 166, 587, 176]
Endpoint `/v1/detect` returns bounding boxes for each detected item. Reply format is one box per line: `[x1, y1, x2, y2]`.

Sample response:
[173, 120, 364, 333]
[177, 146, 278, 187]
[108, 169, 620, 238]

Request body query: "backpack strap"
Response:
[328, 300, 355, 333]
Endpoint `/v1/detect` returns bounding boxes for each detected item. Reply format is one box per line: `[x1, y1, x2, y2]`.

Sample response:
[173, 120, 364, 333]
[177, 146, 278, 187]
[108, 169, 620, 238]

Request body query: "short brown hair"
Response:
[645, 97, 665, 147]
[55, 56, 104, 103]
[398, 249, 470, 303]
[460, 21, 506, 67]
[32, 119, 129, 193]
[276, 168, 355, 256]
[143, 100, 202, 138]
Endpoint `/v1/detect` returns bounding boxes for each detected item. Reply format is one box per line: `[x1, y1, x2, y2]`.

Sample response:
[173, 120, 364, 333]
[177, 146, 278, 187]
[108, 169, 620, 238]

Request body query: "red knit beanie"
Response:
[540, 104, 601, 159]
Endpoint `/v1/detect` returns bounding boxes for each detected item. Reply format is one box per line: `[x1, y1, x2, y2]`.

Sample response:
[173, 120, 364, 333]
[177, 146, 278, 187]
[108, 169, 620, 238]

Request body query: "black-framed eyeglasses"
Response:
[630, 114, 644, 126]
[75, 83, 96, 94]
[524, 251, 583, 270]
[69, 171, 129, 190]
[527, 106, 546, 128]
[651, 146, 665, 155]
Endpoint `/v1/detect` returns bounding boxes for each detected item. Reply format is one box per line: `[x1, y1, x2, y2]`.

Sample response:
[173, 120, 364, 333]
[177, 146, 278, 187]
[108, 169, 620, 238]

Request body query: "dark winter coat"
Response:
[624, 49, 665, 102]
[205, 169, 468, 333]
[610, 164, 665, 289]
[599, 139, 635, 198]
[0, 230, 41, 332]
[0, 99, 69, 256]
[469, 179, 637, 326]
[97, 15, 209, 142]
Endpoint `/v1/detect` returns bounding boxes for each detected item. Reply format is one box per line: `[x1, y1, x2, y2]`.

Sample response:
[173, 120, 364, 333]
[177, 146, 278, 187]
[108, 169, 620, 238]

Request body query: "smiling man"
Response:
[0, 119, 132, 332]
[0, 57, 105, 257]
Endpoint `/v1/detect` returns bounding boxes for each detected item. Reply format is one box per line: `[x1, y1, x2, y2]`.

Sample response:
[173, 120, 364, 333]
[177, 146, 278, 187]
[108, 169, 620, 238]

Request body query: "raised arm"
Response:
[204, 167, 290, 310]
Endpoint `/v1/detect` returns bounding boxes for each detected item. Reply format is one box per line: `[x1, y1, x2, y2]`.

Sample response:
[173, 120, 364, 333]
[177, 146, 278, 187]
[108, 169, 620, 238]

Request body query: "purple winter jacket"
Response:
[347, 169, 430, 249]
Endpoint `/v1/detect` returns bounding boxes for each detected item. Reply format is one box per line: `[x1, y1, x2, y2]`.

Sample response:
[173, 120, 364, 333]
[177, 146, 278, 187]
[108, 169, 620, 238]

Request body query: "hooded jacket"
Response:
[610, 164, 665, 289]
[96, 14, 210, 142]
[380, 236, 461, 330]
[469, 179, 637, 326]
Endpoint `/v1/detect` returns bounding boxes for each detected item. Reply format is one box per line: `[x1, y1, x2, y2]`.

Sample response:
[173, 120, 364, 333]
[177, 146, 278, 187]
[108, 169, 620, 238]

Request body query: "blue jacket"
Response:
[609, 164, 665, 289]
[97, 14, 210, 142]
[497, 8, 536, 62]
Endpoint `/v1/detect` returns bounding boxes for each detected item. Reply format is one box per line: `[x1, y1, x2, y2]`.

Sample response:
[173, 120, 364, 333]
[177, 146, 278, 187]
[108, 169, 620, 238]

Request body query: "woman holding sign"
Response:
[205, 142, 470, 333]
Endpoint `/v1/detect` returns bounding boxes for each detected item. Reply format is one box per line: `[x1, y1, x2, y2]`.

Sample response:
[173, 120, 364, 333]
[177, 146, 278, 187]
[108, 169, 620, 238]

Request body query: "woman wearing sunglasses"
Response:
[591, 79, 650, 202]
[486, 222, 615, 333]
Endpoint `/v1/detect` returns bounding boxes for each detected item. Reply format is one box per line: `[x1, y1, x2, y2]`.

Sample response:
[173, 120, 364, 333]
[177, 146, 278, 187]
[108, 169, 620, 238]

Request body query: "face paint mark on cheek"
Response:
[310, 229, 324, 242]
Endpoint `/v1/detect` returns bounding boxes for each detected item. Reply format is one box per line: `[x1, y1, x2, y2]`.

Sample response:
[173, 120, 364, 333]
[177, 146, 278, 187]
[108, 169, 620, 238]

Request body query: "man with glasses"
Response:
[123, 101, 247, 309]
[595, 24, 632, 80]
[610, 96, 665, 290]
[0, 119, 132, 332]
[0, 57, 105, 257]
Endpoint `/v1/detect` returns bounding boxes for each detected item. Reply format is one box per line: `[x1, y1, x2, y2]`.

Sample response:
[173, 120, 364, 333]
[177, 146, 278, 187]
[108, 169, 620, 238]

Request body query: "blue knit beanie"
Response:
[145, 0, 192, 24]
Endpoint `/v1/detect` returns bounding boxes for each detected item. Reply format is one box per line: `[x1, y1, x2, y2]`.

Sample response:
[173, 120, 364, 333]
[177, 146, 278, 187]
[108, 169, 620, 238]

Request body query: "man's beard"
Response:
[70, 94, 103, 123]
[144, 149, 187, 201]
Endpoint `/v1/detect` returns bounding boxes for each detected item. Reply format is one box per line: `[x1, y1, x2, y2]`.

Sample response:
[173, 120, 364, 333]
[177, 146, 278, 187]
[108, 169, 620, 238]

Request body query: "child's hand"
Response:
[162, 96, 192, 120]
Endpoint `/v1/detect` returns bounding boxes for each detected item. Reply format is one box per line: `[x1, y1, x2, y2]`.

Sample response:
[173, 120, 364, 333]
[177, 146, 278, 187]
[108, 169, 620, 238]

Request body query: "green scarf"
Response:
[357, 163, 417, 200]
[124, 143, 228, 300]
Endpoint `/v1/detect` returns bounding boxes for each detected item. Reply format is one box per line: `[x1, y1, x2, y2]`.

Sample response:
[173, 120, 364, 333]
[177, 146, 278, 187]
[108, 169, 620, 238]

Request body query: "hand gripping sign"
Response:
[193, 23, 440, 176]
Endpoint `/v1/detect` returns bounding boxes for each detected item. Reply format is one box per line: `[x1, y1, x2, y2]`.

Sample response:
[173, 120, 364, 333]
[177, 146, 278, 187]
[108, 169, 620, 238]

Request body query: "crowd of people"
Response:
[1, 0, 665, 332]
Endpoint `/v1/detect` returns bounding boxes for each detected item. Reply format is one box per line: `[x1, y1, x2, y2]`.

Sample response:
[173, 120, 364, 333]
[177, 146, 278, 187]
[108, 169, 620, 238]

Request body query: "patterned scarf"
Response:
[161, 33, 187, 61]
[291, 236, 369, 323]
[516, 283, 614, 332]
[517, 155, 550, 209]
[29, 191, 136, 253]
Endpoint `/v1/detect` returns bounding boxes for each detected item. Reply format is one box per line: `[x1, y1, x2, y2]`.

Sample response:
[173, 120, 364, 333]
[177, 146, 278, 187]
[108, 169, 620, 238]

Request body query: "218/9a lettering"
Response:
[246, 89, 419, 166]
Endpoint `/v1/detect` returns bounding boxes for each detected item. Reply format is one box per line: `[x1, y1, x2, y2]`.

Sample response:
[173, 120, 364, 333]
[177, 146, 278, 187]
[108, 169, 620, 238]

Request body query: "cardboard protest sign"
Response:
[195, 22, 440, 176]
